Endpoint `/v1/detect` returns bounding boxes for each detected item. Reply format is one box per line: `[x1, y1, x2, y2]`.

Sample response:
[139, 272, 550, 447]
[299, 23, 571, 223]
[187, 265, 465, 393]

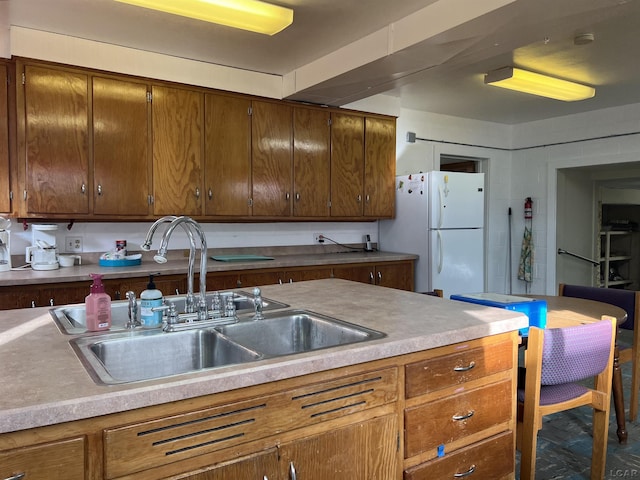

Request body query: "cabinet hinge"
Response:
[248, 106, 253, 116]
[21, 72, 26, 85]
[248, 198, 253, 207]
[397, 432, 400, 452]
[328, 117, 332, 126]
[8, 191, 12, 201]
[148, 194, 154, 205]
[147, 91, 152, 103]
[23, 190, 27, 201]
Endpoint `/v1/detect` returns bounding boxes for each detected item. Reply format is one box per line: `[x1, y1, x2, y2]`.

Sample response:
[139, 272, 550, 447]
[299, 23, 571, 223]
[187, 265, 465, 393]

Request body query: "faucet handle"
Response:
[253, 287, 264, 321]
[125, 291, 140, 328]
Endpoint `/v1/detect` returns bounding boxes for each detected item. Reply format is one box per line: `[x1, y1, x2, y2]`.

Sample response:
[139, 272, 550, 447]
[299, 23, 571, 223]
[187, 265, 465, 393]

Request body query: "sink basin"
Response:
[70, 328, 262, 384]
[70, 309, 385, 385]
[51, 291, 289, 335]
[215, 310, 386, 356]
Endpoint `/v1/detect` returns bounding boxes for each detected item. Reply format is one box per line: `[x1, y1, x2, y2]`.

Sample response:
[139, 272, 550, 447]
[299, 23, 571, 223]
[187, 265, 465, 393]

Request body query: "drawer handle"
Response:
[453, 465, 476, 477]
[453, 361, 476, 372]
[5, 474, 26, 480]
[452, 410, 475, 421]
[289, 461, 297, 480]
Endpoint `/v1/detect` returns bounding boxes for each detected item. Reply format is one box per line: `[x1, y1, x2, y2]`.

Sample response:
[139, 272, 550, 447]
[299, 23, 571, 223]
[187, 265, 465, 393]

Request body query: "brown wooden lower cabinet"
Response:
[0, 437, 86, 480]
[0, 259, 414, 311]
[333, 261, 414, 291]
[0, 331, 517, 479]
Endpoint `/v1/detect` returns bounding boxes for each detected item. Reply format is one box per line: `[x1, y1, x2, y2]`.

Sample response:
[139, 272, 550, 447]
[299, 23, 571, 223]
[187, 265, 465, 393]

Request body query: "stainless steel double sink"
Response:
[55, 294, 386, 385]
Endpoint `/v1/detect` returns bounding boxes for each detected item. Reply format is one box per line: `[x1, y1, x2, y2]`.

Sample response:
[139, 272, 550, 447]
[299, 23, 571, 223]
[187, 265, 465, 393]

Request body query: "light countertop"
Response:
[0, 249, 417, 286]
[0, 278, 527, 434]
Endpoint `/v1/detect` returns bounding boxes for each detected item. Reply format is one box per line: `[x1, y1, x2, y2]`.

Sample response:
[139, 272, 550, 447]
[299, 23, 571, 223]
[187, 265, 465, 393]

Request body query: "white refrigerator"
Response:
[379, 171, 485, 298]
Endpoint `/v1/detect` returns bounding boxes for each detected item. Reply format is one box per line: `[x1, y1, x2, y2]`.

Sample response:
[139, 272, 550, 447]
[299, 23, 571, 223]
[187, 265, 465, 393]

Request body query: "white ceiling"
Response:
[5, 0, 640, 125]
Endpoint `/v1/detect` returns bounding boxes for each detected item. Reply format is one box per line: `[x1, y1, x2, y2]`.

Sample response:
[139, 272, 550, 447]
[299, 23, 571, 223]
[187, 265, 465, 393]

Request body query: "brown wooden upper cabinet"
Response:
[364, 116, 396, 218]
[21, 64, 90, 215]
[330, 112, 365, 217]
[151, 84, 204, 217]
[251, 100, 293, 217]
[204, 93, 252, 217]
[0, 63, 10, 214]
[13, 59, 396, 221]
[293, 106, 331, 217]
[93, 76, 151, 216]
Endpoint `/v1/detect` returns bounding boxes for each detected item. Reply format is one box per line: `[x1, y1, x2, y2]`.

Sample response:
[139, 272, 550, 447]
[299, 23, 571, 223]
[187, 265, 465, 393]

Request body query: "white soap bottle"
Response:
[140, 274, 163, 328]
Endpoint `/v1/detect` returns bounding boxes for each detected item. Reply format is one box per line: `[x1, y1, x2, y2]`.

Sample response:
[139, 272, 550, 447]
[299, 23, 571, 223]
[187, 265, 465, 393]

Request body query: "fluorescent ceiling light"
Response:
[484, 67, 595, 102]
[115, 0, 294, 35]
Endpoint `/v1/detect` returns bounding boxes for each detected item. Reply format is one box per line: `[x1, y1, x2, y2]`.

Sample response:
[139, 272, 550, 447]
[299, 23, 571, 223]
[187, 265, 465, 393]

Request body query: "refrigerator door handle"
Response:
[437, 230, 443, 273]
[438, 185, 444, 228]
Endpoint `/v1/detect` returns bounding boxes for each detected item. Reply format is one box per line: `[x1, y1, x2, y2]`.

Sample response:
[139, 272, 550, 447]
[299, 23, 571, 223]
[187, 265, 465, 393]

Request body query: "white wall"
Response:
[511, 102, 640, 294]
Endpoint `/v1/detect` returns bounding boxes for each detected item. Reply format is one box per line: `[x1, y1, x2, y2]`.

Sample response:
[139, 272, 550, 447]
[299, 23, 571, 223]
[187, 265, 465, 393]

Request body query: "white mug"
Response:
[59, 254, 82, 267]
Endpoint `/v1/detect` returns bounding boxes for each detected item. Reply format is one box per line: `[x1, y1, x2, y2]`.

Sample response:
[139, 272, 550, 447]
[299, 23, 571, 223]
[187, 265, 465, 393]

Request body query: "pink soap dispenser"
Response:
[85, 273, 112, 332]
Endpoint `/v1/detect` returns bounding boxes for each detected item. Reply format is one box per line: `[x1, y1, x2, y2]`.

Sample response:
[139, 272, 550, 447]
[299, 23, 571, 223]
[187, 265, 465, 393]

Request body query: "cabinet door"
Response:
[93, 76, 150, 216]
[23, 65, 89, 215]
[251, 100, 292, 216]
[237, 270, 282, 289]
[283, 266, 333, 283]
[178, 448, 279, 479]
[330, 112, 364, 217]
[204, 93, 252, 216]
[293, 107, 330, 217]
[332, 264, 374, 285]
[0, 437, 85, 480]
[0, 63, 10, 214]
[278, 414, 398, 480]
[152, 85, 203, 216]
[0, 285, 40, 309]
[364, 117, 395, 217]
[375, 262, 413, 291]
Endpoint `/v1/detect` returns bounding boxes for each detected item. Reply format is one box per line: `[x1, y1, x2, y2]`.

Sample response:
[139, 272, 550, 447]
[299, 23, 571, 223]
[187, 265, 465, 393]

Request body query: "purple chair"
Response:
[517, 317, 616, 480]
[559, 283, 640, 421]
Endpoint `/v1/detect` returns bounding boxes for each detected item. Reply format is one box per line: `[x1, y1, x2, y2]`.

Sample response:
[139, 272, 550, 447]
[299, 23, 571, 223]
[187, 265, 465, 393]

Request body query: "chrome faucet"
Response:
[141, 215, 198, 312]
[152, 216, 208, 321]
[253, 287, 264, 321]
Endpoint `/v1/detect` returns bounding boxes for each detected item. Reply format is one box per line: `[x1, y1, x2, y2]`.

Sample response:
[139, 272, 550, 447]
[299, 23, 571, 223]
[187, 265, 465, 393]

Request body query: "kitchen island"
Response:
[0, 278, 525, 479]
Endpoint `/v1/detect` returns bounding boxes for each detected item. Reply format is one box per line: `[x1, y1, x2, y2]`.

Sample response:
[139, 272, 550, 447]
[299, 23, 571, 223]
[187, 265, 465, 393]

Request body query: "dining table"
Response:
[524, 294, 629, 444]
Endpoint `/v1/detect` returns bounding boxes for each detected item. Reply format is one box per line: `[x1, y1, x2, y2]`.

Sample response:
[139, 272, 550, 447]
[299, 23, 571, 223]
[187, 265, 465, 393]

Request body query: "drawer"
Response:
[404, 431, 514, 480]
[405, 340, 513, 398]
[105, 367, 397, 478]
[0, 437, 85, 480]
[404, 380, 512, 458]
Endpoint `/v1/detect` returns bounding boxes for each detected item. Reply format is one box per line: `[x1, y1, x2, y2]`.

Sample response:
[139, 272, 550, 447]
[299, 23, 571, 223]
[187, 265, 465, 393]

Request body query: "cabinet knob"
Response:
[357, 194, 362, 203]
[369, 271, 374, 283]
[377, 271, 382, 283]
[195, 188, 201, 199]
[453, 465, 477, 478]
[452, 410, 475, 421]
[453, 361, 476, 372]
[208, 188, 213, 200]
[289, 461, 297, 480]
[97, 184, 103, 196]
[4, 473, 25, 480]
[81, 183, 86, 194]
[285, 192, 290, 200]
[295, 193, 300, 201]
[366, 194, 370, 203]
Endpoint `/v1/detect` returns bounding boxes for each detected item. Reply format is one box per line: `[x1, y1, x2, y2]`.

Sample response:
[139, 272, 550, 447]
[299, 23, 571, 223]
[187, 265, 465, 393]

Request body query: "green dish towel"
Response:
[211, 255, 274, 262]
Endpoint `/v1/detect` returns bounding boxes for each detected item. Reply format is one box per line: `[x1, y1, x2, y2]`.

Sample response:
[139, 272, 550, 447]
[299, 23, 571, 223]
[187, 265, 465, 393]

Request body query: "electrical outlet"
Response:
[313, 233, 324, 244]
[65, 236, 83, 253]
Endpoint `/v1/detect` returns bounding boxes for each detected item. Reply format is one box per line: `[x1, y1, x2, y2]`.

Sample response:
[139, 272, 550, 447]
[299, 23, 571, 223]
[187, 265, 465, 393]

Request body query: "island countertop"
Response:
[0, 278, 527, 434]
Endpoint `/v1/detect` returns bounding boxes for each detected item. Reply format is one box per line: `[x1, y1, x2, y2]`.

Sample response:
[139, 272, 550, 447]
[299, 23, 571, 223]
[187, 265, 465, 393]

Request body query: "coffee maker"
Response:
[0, 217, 10, 273]
[26, 224, 59, 271]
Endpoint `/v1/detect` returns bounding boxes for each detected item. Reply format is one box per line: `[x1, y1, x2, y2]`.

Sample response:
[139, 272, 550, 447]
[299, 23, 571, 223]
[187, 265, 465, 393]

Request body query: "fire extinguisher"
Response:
[524, 197, 533, 220]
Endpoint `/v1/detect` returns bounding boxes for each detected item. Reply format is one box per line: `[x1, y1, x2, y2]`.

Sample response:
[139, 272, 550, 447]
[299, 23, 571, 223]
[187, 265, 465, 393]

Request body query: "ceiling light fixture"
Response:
[484, 66, 595, 102]
[114, 0, 294, 35]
